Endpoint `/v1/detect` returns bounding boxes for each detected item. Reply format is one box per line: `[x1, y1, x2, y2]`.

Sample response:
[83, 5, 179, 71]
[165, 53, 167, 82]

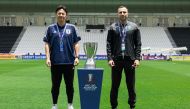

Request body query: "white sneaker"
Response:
[68, 103, 74, 109]
[51, 105, 58, 109]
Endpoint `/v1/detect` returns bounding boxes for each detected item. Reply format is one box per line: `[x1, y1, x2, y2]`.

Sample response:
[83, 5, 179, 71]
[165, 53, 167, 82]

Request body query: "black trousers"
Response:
[110, 56, 136, 108]
[50, 64, 74, 104]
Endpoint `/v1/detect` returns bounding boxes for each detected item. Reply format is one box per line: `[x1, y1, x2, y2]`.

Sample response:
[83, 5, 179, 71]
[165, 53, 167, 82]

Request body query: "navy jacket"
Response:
[43, 23, 81, 65]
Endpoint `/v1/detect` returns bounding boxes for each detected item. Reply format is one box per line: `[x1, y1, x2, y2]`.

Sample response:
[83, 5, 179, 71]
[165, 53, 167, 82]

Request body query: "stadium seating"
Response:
[14, 26, 189, 55]
[79, 26, 107, 55]
[14, 26, 46, 55]
[0, 26, 23, 53]
[140, 27, 173, 48]
[168, 27, 190, 54]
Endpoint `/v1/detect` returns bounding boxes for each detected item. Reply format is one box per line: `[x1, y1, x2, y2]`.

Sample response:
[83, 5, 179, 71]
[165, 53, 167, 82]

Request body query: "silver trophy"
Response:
[83, 42, 98, 69]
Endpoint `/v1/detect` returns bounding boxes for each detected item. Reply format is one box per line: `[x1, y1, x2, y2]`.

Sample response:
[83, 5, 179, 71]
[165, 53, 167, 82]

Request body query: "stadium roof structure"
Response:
[0, 0, 190, 13]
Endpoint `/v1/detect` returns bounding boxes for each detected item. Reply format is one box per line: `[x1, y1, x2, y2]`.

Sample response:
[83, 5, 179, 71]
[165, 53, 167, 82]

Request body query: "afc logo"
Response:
[87, 73, 96, 84]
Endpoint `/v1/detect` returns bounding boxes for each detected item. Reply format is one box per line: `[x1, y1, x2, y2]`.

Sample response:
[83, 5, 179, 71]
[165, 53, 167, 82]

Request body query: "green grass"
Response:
[0, 60, 190, 109]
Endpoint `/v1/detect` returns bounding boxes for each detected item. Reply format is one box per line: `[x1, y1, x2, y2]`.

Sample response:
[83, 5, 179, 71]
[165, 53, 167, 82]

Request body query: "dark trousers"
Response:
[51, 64, 74, 104]
[110, 56, 136, 108]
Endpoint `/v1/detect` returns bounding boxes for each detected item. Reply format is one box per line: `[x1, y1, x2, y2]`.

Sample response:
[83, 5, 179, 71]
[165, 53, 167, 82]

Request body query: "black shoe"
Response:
[130, 105, 135, 109]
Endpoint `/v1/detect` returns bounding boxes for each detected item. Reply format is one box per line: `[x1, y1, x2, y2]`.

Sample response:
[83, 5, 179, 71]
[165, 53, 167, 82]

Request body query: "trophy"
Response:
[78, 42, 103, 109]
[83, 42, 98, 69]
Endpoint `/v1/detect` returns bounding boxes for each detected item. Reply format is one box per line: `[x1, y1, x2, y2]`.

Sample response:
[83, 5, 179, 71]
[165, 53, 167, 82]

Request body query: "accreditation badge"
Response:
[60, 40, 64, 52]
[121, 43, 125, 51]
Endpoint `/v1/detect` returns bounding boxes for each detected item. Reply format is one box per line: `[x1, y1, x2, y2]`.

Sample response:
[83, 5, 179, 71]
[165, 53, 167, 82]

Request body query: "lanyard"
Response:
[119, 23, 127, 54]
[56, 23, 67, 52]
[119, 24, 127, 43]
[56, 23, 67, 39]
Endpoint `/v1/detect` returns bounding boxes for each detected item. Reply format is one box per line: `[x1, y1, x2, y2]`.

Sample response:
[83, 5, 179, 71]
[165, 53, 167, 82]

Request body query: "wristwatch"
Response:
[75, 56, 79, 59]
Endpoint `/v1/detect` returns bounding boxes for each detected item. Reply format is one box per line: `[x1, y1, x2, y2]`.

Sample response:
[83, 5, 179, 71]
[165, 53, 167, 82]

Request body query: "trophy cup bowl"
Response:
[83, 42, 98, 69]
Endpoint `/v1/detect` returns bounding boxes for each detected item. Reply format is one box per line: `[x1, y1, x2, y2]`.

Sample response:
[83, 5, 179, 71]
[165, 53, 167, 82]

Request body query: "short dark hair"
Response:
[118, 5, 128, 10]
[55, 5, 68, 15]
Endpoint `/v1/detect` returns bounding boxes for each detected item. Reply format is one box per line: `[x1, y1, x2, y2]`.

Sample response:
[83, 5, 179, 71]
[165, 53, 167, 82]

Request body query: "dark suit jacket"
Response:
[106, 21, 142, 61]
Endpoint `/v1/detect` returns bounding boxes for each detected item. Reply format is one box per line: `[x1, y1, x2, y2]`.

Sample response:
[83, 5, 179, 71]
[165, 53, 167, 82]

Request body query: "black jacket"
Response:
[106, 21, 142, 61]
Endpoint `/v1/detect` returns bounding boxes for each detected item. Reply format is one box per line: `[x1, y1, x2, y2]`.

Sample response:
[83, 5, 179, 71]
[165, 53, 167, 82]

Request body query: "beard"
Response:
[120, 17, 127, 22]
[120, 16, 127, 22]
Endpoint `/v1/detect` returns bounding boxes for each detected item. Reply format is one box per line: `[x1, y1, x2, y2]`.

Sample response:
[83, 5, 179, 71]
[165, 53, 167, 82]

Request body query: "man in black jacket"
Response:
[106, 6, 142, 109]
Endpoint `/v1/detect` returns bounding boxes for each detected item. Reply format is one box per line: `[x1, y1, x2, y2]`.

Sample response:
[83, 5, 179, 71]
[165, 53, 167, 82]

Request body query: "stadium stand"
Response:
[168, 27, 190, 54]
[140, 27, 173, 48]
[14, 26, 107, 55]
[13, 26, 178, 55]
[14, 26, 46, 55]
[79, 26, 107, 55]
[0, 26, 23, 53]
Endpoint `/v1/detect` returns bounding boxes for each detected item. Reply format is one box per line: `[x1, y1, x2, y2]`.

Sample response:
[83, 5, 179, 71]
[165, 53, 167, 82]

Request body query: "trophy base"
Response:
[85, 64, 96, 69]
[85, 59, 95, 69]
[77, 68, 103, 109]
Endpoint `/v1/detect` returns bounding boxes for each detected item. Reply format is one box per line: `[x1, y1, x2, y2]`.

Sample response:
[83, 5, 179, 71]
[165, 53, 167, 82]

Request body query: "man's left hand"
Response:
[74, 58, 79, 66]
[132, 60, 140, 68]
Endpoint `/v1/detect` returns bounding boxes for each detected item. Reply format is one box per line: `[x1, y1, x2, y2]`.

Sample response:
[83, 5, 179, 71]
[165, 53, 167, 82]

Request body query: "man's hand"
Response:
[46, 59, 51, 67]
[74, 58, 79, 66]
[132, 60, 140, 68]
[108, 60, 115, 67]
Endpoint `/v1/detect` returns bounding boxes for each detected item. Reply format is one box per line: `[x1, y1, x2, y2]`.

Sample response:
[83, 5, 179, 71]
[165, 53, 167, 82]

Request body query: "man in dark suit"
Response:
[106, 5, 142, 109]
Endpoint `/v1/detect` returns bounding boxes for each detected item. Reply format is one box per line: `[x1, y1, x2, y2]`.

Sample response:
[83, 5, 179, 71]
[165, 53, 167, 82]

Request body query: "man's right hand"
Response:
[108, 60, 115, 67]
[46, 59, 51, 67]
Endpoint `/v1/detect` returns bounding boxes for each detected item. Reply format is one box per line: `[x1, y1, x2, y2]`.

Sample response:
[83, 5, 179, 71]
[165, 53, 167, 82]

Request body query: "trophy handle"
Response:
[93, 43, 97, 58]
[83, 43, 87, 56]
